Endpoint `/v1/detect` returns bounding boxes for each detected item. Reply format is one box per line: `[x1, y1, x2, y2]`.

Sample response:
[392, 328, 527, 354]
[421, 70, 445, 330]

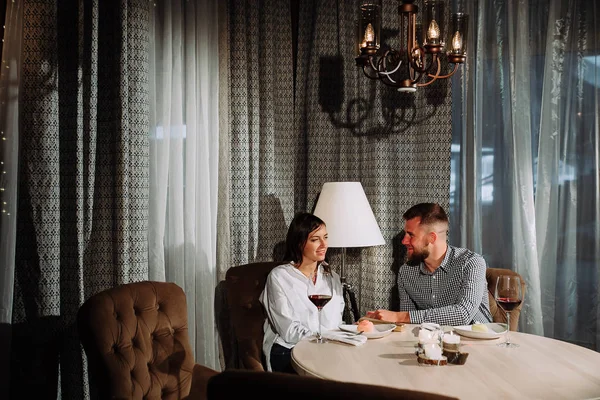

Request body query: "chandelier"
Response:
[355, 0, 468, 93]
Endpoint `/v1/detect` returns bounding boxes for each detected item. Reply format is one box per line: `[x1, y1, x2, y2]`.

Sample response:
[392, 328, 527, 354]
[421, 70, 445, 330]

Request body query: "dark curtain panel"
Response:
[11, 1, 150, 398]
[227, 0, 297, 267]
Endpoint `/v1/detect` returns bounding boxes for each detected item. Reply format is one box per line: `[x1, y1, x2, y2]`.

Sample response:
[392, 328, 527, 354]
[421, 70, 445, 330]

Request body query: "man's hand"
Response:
[365, 310, 410, 324]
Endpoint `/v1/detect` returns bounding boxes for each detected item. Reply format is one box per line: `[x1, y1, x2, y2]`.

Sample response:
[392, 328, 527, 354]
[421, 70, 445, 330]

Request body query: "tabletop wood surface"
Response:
[291, 324, 600, 400]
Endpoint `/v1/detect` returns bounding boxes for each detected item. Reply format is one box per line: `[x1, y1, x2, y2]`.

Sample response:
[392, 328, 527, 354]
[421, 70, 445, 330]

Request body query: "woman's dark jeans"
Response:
[270, 343, 297, 374]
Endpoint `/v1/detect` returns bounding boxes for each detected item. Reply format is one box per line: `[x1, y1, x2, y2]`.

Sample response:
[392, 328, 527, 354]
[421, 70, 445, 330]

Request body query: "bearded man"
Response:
[366, 203, 492, 326]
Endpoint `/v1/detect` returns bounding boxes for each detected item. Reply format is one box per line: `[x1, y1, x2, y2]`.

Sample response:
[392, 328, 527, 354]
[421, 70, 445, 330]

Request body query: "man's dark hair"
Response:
[283, 212, 326, 264]
[402, 203, 449, 226]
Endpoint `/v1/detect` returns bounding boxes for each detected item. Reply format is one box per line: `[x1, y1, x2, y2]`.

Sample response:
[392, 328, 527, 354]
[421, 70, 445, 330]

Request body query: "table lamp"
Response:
[313, 181, 385, 322]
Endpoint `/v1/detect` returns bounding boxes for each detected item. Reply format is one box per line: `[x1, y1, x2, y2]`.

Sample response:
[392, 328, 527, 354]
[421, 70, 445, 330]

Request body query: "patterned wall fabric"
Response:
[295, 0, 452, 315]
[12, 1, 150, 398]
[225, 0, 452, 320]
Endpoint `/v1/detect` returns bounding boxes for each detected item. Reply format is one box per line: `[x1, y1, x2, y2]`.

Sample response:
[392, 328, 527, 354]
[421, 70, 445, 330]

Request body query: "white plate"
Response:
[338, 323, 396, 339]
[452, 323, 508, 339]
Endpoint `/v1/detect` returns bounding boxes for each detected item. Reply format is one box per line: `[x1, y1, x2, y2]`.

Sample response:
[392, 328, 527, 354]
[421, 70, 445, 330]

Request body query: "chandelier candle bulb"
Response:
[364, 23, 375, 46]
[427, 20, 440, 43]
[451, 31, 462, 53]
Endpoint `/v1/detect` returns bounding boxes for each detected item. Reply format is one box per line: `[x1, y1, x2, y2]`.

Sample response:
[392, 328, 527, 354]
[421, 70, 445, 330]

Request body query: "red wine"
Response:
[497, 297, 522, 311]
[308, 295, 332, 309]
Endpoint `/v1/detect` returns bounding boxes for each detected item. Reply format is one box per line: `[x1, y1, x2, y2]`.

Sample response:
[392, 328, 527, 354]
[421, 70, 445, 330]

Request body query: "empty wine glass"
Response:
[494, 275, 523, 348]
[307, 271, 333, 343]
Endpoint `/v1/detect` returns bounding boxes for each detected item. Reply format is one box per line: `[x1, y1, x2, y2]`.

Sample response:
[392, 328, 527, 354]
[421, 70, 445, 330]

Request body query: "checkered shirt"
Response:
[398, 245, 493, 326]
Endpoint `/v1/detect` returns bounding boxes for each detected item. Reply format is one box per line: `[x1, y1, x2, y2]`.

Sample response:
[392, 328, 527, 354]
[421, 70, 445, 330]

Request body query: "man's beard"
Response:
[405, 247, 430, 266]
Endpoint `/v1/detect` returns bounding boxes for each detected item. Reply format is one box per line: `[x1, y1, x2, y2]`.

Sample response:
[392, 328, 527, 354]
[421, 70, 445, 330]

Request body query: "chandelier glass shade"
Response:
[355, 0, 469, 92]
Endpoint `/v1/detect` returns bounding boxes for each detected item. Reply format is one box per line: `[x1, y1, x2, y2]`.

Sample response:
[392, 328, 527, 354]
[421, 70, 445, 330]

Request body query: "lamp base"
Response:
[341, 278, 360, 323]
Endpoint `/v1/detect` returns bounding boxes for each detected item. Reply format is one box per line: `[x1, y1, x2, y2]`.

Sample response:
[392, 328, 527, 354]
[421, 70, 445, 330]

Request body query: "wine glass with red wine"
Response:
[307, 272, 333, 344]
[494, 274, 523, 348]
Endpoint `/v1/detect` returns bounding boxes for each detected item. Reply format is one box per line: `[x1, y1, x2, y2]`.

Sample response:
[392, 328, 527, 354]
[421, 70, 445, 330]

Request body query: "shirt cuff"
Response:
[409, 310, 425, 324]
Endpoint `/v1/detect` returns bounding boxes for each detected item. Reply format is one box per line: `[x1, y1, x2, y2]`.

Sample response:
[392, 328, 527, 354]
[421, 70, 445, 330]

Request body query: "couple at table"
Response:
[259, 203, 493, 373]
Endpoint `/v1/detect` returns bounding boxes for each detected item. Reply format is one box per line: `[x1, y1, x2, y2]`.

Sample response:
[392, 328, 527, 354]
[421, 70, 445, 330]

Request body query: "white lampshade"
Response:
[313, 182, 385, 248]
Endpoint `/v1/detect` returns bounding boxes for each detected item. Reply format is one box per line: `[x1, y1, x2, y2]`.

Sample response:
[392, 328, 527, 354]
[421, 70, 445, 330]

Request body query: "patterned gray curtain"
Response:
[225, 0, 452, 323]
[226, 0, 297, 267]
[11, 1, 149, 398]
[295, 0, 452, 315]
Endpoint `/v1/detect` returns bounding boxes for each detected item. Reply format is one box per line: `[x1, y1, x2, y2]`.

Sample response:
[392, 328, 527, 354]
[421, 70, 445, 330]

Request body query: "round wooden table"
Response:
[291, 324, 600, 399]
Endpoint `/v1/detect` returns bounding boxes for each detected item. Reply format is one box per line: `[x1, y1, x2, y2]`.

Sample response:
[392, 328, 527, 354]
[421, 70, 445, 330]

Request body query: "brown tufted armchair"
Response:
[486, 268, 527, 331]
[77, 281, 218, 400]
[224, 261, 281, 371]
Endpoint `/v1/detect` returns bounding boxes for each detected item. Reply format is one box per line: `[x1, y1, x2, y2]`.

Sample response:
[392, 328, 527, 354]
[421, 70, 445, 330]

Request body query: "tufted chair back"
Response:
[486, 268, 527, 331]
[77, 281, 216, 399]
[225, 261, 281, 371]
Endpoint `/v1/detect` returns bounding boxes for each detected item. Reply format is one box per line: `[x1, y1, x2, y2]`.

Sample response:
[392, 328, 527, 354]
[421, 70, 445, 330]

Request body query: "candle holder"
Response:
[416, 340, 447, 366]
[417, 353, 448, 366]
[441, 332, 469, 365]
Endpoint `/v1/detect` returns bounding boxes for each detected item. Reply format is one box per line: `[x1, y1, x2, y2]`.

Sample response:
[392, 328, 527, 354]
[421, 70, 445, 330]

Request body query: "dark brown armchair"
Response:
[486, 268, 527, 331]
[77, 281, 218, 399]
[224, 261, 280, 371]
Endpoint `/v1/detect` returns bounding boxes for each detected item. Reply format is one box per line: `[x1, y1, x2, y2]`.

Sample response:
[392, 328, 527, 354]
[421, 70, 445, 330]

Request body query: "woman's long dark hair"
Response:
[282, 212, 330, 273]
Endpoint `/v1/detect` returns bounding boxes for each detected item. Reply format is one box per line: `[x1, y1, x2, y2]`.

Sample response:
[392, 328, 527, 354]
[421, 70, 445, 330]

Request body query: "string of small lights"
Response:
[0, 0, 18, 223]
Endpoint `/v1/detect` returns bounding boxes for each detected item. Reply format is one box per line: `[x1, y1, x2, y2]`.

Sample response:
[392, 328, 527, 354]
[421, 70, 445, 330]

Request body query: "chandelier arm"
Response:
[369, 55, 381, 74]
[376, 54, 396, 85]
[376, 56, 394, 84]
[361, 57, 380, 80]
[408, 64, 423, 83]
[426, 63, 460, 79]
[416, 58, 442, 87]
[377, 53, 403, 85]
[383, 74, 397, 85]
[378, 54, 402, 76]
[423, 53, 440, 75]
[362, 66, 380, 80]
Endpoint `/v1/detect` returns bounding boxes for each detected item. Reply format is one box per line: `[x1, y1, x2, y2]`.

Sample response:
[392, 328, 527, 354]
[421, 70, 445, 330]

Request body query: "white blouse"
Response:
[259, 262, 345, 371]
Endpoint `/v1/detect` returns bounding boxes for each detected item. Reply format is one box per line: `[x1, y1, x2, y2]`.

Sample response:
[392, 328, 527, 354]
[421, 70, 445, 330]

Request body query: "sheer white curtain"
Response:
[0, 0, 22, 327]
[148, 0, 221, 369]
[0, 3, 22, 390]
[452, 0, 599, 349]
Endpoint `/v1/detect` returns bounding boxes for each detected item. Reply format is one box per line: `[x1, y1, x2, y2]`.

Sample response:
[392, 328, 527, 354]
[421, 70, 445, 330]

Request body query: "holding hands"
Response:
[365, 309, 410, 324]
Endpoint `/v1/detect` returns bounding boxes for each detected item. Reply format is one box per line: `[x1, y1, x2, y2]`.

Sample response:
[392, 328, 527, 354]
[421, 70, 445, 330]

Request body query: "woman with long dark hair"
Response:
[259, 212, 344, 373]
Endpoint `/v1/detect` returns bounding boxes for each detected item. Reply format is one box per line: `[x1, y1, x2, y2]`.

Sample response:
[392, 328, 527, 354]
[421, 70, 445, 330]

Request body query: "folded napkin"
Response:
[322, 330, 368, 346]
